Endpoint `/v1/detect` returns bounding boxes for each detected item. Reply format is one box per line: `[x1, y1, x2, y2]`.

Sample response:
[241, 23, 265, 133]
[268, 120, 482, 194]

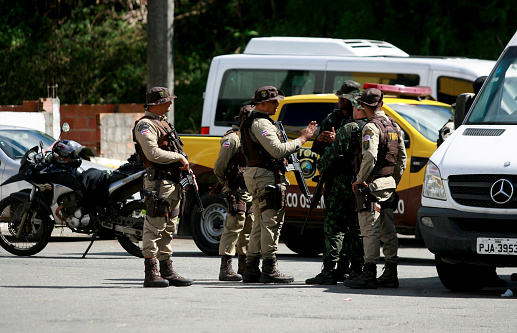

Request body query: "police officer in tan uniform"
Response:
[214, 105, 254, 281]
[345, 88, 407, 289]
[133, 87, 193, 288]
[240, 86, 317, 283]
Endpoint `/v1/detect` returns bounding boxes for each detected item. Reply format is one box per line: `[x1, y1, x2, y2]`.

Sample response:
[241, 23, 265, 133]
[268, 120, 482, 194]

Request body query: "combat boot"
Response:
[344, 262, 377, 289]
[144, 257, 169, 288]
[377, 262, 399, 288]
[334, 257, 350, 283]
[219, 255, 242, 281]
[242, 256, 261, 283]
[305, 260, 337, 285]
[347, 260, 363, 280]
[159, 258, 193, 287]
[260, 256, 294, 284]
[237, 254, 247, 275]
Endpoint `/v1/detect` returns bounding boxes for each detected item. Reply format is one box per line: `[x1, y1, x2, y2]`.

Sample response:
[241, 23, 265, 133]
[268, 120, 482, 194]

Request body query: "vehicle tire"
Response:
[116, 200, 145, 258]
[191, 193, 227, 256]
[435, 255, 490, 292]
[0, 196, 53, 256]
[281, 223, 324, 256]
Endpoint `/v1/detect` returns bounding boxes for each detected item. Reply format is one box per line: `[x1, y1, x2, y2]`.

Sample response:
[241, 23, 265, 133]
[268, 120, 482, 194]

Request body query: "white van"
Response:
[418, 31, 517, 291]
[201, 37, 495, 135]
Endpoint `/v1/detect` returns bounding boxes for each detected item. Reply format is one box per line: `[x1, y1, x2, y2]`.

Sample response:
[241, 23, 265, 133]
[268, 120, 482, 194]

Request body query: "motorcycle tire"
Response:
[0, 196, 53, 256]
[116, 200, 145, 258]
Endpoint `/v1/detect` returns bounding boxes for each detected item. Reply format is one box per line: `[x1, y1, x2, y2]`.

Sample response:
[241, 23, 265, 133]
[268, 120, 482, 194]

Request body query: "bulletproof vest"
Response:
[240, 111, 286, 172]
[223, 130, 247, 191]
[353, 119, 368, 175]
[132, 115, 185, 171]
[368, 115, 401, 177]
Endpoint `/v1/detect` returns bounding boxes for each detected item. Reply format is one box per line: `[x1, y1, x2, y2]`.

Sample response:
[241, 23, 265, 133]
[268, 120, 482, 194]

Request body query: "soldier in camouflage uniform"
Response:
[306, 81, 362, 285]
[306, 104, 366, 285]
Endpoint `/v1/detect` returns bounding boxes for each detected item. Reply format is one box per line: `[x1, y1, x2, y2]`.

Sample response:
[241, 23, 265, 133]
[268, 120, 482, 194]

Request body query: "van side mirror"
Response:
[454, 93, 475, 128]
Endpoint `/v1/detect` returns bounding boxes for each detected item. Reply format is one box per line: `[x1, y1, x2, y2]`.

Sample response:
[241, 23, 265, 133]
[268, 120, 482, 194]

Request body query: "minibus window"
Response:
[467, 47, 517, 125]
[326, 73, 419, 93]
[215, 69, 325, 127]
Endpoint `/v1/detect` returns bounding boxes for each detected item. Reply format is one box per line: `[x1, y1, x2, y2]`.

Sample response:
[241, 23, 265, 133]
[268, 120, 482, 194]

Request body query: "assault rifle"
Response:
[179, 169, 204, 212]
[300, 173, 326, 235]
[276, 121, 312, 205]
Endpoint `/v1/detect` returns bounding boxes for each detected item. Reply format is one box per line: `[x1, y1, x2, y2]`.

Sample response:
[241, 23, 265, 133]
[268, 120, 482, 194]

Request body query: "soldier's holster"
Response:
[261, 184, 285, 213]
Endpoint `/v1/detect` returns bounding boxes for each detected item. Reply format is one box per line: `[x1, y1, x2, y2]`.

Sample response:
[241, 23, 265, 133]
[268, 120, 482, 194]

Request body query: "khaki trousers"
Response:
[218, 189, 253, 256]
[244, 167, 287, 258]
[142, 176, 181, 261]
[357, 190, 398, 264]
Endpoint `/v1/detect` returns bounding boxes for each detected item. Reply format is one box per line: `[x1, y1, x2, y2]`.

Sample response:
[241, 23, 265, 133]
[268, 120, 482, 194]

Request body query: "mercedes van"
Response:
[418, 31, 517, 291]
[201, 37, 495, 135]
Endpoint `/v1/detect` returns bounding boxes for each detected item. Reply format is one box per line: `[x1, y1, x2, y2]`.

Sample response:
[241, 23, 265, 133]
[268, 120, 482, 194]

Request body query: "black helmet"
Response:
[52, 140, 83, 168]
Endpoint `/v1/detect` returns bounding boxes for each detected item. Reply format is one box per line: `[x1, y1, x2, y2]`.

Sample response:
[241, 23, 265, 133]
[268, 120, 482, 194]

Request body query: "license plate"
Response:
[477, 238, 517, 255]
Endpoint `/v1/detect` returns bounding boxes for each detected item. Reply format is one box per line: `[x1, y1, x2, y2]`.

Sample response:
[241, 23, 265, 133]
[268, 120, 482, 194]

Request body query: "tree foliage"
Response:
[0, 0, 514, 132]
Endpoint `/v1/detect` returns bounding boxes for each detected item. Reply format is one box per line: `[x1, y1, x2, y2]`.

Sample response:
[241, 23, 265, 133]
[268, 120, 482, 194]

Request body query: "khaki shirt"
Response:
[356, 110, 407, 192]
[248, 111, 302, 159]
[214, 129, 240, 184]
[133, 111, 184, 165]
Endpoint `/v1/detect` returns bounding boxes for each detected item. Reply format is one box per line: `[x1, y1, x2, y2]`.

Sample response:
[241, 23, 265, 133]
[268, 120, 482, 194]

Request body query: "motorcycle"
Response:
[0, 124, 146, 257]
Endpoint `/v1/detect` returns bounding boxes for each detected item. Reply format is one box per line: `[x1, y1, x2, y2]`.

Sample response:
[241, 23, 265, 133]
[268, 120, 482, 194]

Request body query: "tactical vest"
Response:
[368, 115, 401, 178]
[132, 115, 185, 173]
[222, 129, 247, 191]
[240, 111, 286, 173]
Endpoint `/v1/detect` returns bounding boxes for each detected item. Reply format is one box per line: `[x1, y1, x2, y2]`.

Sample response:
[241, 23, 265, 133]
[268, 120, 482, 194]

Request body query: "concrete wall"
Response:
[98, 112, 144, 164]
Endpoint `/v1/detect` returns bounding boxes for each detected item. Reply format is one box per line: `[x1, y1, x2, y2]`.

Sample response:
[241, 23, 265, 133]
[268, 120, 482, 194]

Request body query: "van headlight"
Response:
[422, 161, 446, 200]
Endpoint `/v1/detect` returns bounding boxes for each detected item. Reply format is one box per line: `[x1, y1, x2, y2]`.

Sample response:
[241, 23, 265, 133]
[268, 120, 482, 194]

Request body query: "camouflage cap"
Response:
[251, 86, 285, 105]
[357, 88, 383, 107]
[334, 80, 362, 104]
[144, 87, 177, 107]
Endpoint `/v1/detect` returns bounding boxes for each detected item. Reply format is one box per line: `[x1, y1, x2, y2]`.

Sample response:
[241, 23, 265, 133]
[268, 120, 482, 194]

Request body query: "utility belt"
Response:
[147, 166, 181, 183]
[259, 184, 286, 213]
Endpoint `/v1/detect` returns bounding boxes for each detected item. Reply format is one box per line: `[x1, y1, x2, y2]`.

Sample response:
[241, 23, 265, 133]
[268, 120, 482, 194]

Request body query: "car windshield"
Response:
[387, 103, 453, 142]
[0, 129, 55, 160]
[466, 46, 517, 124]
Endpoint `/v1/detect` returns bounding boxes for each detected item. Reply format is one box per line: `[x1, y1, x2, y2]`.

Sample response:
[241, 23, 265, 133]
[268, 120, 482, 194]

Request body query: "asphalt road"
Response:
[1, 231, 516, 333]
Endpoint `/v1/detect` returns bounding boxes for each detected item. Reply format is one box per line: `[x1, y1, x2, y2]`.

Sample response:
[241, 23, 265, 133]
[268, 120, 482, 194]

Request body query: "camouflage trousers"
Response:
[322, 177, 363, 263]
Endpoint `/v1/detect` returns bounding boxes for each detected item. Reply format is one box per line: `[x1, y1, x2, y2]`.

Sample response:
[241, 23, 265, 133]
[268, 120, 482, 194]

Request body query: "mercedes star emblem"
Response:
[490, 179, 514, 204]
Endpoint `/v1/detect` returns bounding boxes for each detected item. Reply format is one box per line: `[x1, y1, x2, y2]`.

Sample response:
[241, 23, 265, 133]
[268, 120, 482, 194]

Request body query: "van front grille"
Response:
[448, 174, 517, 208]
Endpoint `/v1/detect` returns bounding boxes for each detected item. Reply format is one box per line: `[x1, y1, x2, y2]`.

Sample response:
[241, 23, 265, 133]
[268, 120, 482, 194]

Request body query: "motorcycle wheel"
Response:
[0, 196, 53, 256]
[116, 200, 145, 258]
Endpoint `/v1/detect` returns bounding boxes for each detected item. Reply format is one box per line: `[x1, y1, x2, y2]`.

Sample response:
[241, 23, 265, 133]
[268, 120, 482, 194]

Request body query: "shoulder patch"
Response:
[363, 129, 374, 150]
[222, 141, 231, 148]
[137, 122, 150, 132]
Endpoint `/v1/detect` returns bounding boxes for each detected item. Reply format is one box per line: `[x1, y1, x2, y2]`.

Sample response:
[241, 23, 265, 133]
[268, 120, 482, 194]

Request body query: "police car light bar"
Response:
[363, 83, 432, 97]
